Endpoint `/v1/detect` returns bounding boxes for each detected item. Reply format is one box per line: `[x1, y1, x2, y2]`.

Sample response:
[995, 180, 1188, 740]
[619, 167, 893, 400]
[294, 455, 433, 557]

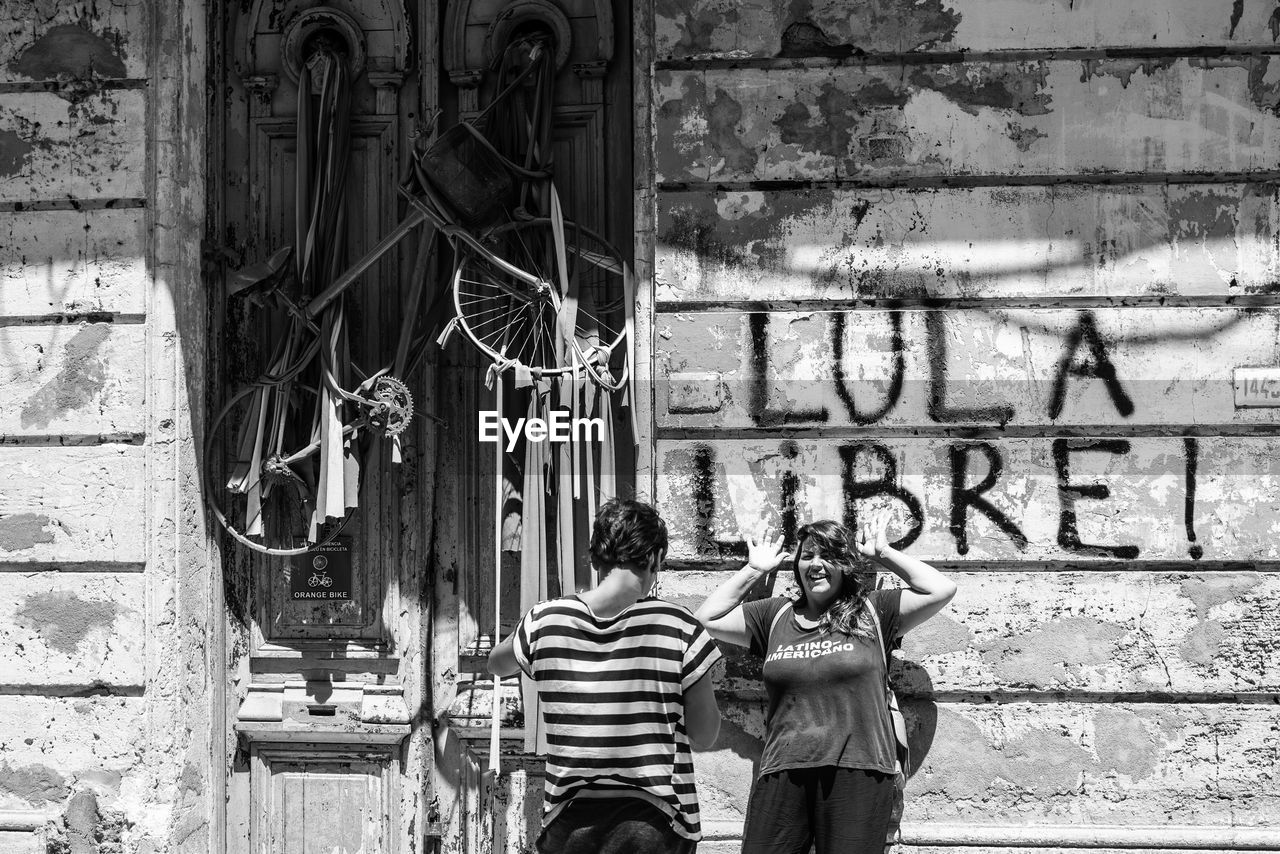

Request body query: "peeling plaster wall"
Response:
[638, 2, 1280, 853]
[654, 0, 1280, 59]
[0, 2, 213, 852]
[465, 15, 1280, 853]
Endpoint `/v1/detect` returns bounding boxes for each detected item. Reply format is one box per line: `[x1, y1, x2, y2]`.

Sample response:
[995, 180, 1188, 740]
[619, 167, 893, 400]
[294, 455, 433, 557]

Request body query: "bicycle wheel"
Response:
[204, 382, 356, 556]
[451, 218, 627, 379]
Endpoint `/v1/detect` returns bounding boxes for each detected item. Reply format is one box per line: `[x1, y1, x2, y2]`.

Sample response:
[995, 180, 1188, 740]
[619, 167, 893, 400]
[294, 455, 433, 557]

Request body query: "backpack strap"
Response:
[865, 595, 910, 774]
[865, 596, 892, 673]
[766, 600, 791, 647]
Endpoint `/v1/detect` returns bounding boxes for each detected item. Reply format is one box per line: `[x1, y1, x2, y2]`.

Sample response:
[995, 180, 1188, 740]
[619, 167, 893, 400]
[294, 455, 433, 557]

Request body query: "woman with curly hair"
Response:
[695, 511, 957, 854]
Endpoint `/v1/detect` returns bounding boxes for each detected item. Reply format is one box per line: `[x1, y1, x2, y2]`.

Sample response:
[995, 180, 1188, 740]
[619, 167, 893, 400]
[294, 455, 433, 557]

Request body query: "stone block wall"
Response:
[0, 2, 213, 852]
[636, 0, 1280, 850]
[439, 3, 1280, 852]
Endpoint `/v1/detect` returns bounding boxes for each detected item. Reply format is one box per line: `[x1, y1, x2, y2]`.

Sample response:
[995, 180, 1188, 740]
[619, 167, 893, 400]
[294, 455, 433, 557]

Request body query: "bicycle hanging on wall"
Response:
[204, 32, 633, 556]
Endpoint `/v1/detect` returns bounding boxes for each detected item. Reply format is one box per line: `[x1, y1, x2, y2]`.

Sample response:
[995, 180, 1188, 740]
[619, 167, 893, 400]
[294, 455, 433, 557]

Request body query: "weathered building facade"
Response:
[1, 0, 1279, 852]
[0, 0, 214, 850]
[643, 2, 1280, 851]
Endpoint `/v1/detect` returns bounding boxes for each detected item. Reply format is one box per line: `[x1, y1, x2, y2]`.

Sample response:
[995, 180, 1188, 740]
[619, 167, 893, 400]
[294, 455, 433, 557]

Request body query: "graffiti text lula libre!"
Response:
[688, 438, 1206, 561]
[746, 309, 1131, 426]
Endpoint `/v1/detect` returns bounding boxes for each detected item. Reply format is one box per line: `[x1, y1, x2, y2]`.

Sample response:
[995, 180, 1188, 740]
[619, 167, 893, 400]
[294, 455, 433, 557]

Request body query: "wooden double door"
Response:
[213, 1, 631, 851]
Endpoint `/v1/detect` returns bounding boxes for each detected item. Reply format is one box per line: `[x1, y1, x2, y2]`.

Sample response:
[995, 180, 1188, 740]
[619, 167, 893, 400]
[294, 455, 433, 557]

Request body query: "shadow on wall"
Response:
[695, 646, 940, 839]
[899, 658, 939, 778]
[656, 185, 1280, 303]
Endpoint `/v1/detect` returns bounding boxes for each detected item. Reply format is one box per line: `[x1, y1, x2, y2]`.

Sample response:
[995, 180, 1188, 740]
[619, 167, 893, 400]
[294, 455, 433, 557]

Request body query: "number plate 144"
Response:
[1234, 367, 1280, 407]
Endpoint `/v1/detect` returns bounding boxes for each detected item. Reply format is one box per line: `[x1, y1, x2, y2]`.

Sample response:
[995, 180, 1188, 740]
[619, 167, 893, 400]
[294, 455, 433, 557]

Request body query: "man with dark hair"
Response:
[490, 498, 722, 854]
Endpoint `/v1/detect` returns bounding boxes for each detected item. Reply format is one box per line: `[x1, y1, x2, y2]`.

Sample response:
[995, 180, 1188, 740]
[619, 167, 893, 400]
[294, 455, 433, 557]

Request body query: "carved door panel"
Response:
[216, 3, 431, 853]
[251, 745, 397, 853]
[432, 1, 635, 837]
[441, 0, 633, 643]
[445, 0, 624, 236]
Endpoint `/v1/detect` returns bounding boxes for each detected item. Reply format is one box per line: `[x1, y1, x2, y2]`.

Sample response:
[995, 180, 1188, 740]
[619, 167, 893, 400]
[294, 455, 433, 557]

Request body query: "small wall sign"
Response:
[1234, 367, 1280, 408]
[291, 537, 353, 601]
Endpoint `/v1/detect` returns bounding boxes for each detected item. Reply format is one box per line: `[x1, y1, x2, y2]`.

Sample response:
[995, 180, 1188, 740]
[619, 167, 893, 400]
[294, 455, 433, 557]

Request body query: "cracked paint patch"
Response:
[7, 24, 127, 81]
[663, 202, 752, 272]
[1197, 56, 1280, 114]
[1093, 708, 1160, 779]
[1176, 574, 1258, 667]
[779, 21, 855, 58]
[1179, 574, 1260, 621]
[1000, 729, 1094, 793]
[903, 613, 972, 657]
[1245, 57, 1280, 115]
[776, 82, 869, 161]
[788, 0, 960, 54]
[915, 708, 1093, 798]
[20, 324, 112, 429]
[1079, 58, 1178, 88]
[0, 129, 34, 177]
[941, 707, 1181, 798]
[768, 77, 919, 172]
[0, 513, 56, 551]
[655, 0, 738, 57]
[658, 0, 960, 57]
[910, 63, 1054, 117]
[1169, 188, 1241, 243]
[979, 617, 1126, 688]
[1179, 619, 1227, 665]
[656, 76, 759, 181]
[0, 762, 69, 804]
[655, 74, 710, 182]
[911, 710, 999, 799]
[15, 591, 117, 655]
[706, 87, 759, 177]
[661, 190, 839, 272]
[1007, 122, 1048, 152]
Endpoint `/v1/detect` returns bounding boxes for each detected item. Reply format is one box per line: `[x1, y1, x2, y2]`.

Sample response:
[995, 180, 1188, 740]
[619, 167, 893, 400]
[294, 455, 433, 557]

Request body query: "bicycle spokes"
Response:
[207, 31, 634, 556]
[451, 218, 627, 382]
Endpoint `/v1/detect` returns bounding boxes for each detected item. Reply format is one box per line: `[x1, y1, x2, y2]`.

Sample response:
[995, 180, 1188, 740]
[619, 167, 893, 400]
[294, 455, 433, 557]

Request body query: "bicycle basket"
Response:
[419, 123, 513, 228]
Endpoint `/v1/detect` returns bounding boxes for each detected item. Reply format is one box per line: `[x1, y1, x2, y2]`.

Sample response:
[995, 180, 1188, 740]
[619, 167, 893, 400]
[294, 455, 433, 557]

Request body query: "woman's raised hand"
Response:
[745, 528, 788, 574]
[855, 509, 892, 559]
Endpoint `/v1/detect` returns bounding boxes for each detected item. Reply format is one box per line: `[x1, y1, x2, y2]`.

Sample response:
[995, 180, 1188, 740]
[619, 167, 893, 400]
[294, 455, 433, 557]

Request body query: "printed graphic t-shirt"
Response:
[513, 596, 723, 841]
[741, 589, 902, 777]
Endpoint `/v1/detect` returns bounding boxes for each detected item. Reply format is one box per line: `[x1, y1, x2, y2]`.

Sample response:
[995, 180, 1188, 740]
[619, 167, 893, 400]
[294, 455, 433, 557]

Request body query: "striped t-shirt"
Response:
[512, 595, 723, 841]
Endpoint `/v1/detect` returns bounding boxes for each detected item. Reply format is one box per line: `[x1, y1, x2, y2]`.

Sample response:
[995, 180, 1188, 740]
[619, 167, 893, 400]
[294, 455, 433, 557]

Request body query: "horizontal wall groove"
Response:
[0, 684, 144, 697]
[718, 689, 1280, 705]
[702, 815, 1280, 847]
[0, 313, 146, 326]
[0, 808, 56, 831]
[461, 685, 1277, 707]
[0, 433, 147, 447]
[0, 198, 146, 213]
[0, 78, 147, 95]
[656, 45, 1280, 72]
[656, 426, 1280, 440]
[657, 172, 1280, 192]
[896, 822, 1280, 850]
[0, 561, 146, 573]
[656, 297, 1280, 312]
[912, 691, 1280, 705]
[682, 819, 1280, 848]
[664, 559, 1280, 573]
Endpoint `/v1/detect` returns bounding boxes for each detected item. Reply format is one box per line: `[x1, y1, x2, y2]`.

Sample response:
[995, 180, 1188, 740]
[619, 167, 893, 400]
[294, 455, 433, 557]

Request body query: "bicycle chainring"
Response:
[365, 375, 414, 437]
